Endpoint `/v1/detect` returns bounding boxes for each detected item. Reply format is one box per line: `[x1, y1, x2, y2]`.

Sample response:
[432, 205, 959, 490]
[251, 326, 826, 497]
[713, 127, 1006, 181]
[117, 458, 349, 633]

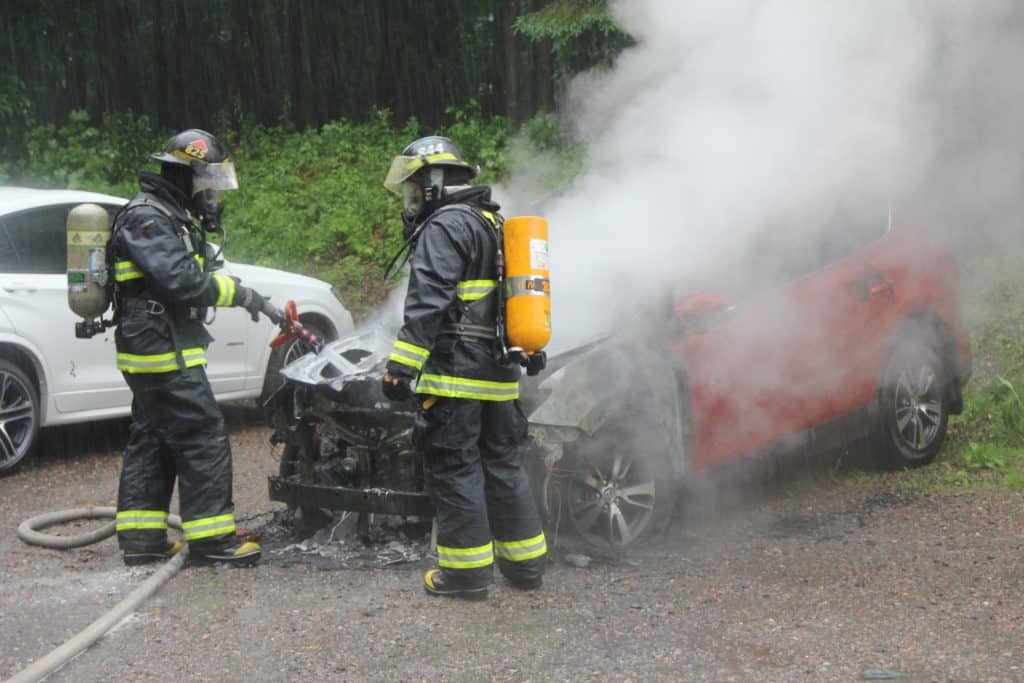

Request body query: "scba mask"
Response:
[402, 181, 424, 220]
[401, 168, 445, 220]
[194, 189, 223, 231]
[191, 162, 237, 231]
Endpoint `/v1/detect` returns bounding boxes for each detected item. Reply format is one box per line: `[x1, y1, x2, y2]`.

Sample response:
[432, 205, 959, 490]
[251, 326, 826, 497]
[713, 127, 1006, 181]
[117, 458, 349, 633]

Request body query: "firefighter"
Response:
[381, 136, 547, 599]
[112, 129, 267, 567]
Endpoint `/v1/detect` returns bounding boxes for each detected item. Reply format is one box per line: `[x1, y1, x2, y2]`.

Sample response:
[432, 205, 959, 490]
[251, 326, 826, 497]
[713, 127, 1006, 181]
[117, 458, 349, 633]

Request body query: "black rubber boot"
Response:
[123, 540, 184, 566]
[423, 568, 488, 600]
[507, 575, 543, 590]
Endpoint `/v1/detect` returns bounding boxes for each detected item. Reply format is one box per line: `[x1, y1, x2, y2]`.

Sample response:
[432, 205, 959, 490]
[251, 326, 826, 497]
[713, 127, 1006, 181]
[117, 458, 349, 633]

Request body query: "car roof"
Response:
[0, 186, 127, 215]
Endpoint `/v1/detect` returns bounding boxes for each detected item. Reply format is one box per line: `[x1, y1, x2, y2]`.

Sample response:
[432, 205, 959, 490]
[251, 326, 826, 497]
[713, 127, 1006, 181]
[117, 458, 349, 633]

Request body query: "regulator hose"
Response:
[8, 507, 187, 683]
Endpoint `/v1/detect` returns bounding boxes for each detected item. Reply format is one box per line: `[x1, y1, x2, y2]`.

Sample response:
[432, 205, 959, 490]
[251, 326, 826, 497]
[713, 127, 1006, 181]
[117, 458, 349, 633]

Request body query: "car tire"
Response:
[876, 334, 950, 469]
[558, 421, 674, 555]
[260, 320, 329, 406]
[0, 359, 40, 476]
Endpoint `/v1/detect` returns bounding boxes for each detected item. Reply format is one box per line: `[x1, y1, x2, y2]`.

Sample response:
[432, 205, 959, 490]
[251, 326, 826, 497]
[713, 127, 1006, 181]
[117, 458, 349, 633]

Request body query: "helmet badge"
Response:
[184, 139, 208, 160]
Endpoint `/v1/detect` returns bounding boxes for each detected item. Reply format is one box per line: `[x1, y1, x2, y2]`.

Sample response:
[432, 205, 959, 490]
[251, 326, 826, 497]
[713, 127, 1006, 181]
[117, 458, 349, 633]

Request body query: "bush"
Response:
[4, 106, 579, 317]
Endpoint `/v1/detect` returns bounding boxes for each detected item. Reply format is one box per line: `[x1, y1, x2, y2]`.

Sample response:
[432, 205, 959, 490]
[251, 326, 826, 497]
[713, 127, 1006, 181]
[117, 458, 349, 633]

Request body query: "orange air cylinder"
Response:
[503, 215, 551, 354]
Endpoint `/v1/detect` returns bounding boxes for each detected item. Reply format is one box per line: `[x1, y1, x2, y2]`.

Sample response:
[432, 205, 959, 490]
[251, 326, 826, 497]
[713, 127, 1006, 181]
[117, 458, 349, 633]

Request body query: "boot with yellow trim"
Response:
[189, 538, 262, 567]
[423, 568, 489, 600]
[123, 540, 184, 566]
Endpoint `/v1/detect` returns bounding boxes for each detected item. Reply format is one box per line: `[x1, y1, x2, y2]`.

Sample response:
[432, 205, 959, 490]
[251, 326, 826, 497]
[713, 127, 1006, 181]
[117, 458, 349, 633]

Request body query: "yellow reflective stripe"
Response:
[389, 340, 430, 371]
[416, 373, 519, 401]
[494, 532, 547, 562]
[437, 542, 494, 569]
[403, 153, 459, 170]
[117, 347, 207, 374]
[456, 279, 497, 302]
[182, 513, 236, 541]
[115, 509, 169, 532]
[481, 210, 497, 226]
[114, 260, 143, 282]
[213, 274, 235, 307]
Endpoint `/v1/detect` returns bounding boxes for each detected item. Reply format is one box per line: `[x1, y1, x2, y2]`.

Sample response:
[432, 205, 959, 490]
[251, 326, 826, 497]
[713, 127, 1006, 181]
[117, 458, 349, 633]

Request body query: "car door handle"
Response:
[867, 281, 894, 299]
[2, 285, 37, 294]
[850, 274, 893, 300]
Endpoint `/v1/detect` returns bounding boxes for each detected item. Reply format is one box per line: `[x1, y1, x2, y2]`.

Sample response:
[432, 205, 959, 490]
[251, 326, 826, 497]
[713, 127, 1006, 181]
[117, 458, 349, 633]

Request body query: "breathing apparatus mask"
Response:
[191, 161, 238, 233]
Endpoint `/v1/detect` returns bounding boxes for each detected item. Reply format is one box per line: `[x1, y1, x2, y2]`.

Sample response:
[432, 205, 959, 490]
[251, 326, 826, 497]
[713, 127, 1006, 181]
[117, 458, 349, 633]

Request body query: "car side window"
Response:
[2, 205, 72, 274]
[0, 222, 18, 272]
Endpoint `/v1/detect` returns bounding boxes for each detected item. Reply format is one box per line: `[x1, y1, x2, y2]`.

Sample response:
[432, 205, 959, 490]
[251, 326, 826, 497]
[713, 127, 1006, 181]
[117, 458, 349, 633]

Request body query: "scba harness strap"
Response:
[435, 204, 505, 343]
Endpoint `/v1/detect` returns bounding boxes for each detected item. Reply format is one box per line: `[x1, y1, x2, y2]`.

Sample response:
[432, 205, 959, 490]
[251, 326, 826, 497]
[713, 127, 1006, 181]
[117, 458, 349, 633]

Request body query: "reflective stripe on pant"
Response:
[414, 397, 545, 586]
[116, 365, 236, 552]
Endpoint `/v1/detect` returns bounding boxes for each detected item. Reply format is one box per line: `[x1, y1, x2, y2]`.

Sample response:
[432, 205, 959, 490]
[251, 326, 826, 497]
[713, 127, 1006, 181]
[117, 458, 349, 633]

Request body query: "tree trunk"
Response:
[536, 37, 554, 112]
[503, 0, 520, 123]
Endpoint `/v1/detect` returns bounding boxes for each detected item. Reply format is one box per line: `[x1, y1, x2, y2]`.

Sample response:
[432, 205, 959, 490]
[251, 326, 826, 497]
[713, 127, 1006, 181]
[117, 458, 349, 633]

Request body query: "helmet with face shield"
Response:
[151, 129, 238, 226]
[384, 136, 478, 225]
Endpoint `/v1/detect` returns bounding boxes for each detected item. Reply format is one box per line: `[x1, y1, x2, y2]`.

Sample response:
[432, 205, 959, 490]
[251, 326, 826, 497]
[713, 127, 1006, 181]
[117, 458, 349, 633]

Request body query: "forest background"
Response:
[1, 0, 627, 312]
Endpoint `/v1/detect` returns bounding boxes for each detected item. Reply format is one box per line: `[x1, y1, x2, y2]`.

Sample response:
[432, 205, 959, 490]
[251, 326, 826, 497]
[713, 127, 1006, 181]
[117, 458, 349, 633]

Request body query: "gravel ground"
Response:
[1, 405, 1022, 682]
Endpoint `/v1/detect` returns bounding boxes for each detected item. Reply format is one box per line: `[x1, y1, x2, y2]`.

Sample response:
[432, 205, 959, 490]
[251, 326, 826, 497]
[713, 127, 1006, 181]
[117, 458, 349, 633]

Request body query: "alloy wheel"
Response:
[0, 368, 37, 470]
[892, 362, 943, 451]
[566, 451, 658, 552]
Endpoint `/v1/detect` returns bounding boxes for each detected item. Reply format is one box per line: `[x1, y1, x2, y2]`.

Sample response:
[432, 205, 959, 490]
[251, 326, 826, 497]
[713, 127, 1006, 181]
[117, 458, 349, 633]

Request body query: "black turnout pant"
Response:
[415, 397, 546, 587]
[116, 365, 235, 552]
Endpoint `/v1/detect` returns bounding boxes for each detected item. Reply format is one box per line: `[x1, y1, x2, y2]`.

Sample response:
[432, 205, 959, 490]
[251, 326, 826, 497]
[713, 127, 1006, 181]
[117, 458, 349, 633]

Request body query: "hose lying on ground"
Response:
[8, 507, 186, 683]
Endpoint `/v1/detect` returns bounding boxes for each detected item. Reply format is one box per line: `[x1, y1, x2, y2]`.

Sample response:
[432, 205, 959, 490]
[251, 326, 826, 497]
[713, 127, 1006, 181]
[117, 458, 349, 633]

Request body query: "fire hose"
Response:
[8, 508, 186, 683]
[6, 301, 317, 683]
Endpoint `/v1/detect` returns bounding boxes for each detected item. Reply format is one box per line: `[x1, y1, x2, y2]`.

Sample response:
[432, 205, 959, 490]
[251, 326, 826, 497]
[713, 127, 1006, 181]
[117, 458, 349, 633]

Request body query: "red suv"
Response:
[524, 204, 971, 552]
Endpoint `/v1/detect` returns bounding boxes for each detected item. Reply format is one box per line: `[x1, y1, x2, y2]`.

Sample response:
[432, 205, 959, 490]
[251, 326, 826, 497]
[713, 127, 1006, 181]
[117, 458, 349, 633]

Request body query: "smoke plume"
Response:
[497, 0, 1024, 352]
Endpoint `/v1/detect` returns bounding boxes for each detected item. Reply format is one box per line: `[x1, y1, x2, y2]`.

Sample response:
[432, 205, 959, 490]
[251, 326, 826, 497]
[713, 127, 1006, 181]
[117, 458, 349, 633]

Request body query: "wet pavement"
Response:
[1, 404, 1022, 682]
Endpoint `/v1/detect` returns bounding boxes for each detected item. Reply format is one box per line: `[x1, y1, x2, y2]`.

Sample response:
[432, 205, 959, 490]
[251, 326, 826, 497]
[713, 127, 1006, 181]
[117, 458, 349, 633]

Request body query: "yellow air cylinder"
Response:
[66, 203, 111, 321]
[503, 215, 551, 354]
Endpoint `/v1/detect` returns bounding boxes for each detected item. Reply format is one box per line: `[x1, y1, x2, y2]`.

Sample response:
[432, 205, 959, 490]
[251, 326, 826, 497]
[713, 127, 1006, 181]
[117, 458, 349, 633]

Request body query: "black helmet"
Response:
[152, 129, 238, 225]
[384, 136, 478, 222]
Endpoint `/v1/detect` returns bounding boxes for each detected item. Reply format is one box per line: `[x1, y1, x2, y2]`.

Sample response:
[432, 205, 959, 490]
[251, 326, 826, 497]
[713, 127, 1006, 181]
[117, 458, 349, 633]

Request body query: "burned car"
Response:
[267, 206, 971, 554]
[264, 324, 676, 553]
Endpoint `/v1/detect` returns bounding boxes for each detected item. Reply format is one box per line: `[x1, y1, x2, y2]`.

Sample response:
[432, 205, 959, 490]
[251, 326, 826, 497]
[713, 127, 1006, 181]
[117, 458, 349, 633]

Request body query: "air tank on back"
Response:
[503, 215, 551, 355]
[66, 203, 111, 337]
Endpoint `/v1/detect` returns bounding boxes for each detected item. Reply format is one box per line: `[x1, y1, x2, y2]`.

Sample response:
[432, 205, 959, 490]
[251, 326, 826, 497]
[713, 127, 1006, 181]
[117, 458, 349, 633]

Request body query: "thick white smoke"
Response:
[497, 0, 1024, 352]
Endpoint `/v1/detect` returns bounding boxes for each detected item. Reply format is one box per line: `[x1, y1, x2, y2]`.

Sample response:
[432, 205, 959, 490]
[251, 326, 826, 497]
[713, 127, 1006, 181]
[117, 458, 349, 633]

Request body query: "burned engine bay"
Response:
[265, 326, 686, 555]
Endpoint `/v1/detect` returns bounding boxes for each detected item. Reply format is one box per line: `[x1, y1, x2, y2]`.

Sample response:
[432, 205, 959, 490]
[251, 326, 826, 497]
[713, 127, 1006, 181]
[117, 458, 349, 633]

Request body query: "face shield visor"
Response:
[383, 151, 468, 194]
[192, 161, 239, 194]
[384, 155, 427, 195]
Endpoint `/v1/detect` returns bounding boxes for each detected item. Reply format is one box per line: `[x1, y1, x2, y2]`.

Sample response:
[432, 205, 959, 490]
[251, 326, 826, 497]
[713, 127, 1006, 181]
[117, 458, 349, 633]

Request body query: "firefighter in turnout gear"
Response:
[382, 136, 547, 599]
[112, 129, 266, 567]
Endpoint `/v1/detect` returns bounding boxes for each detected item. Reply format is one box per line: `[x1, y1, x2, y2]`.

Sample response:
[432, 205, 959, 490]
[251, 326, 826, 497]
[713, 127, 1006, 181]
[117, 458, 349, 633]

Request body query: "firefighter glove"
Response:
[382, 368, 414, 401]
[234, 284, 268, 322]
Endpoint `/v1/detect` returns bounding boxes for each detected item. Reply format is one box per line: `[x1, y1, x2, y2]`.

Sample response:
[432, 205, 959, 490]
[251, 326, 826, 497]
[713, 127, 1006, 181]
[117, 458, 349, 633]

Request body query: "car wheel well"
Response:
[0, 343, 44, 401]
[886, 310, 962, 412]
[298, 312, 337, 342]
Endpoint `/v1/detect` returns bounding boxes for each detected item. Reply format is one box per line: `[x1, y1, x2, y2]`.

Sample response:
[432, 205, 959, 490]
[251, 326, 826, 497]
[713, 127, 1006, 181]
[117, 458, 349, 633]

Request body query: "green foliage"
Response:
[515, 0, 635, 78]
[222, 111, 419, 315]
[7, 109, 153, 196]
[443, 101, 512, 182]
[4, 104, 581, 318]
[514, 111, 584, 193]
[947, 250, 1024, 491]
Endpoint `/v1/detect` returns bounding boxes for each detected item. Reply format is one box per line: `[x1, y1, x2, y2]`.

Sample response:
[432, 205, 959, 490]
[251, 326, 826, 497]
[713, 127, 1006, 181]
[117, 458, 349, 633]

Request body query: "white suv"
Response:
[0, 187, 354, 473]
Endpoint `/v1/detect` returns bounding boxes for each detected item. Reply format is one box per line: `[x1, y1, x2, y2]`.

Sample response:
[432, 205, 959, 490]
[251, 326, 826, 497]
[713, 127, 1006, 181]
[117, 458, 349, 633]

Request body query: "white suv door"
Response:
[0, 203, 127, 417]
